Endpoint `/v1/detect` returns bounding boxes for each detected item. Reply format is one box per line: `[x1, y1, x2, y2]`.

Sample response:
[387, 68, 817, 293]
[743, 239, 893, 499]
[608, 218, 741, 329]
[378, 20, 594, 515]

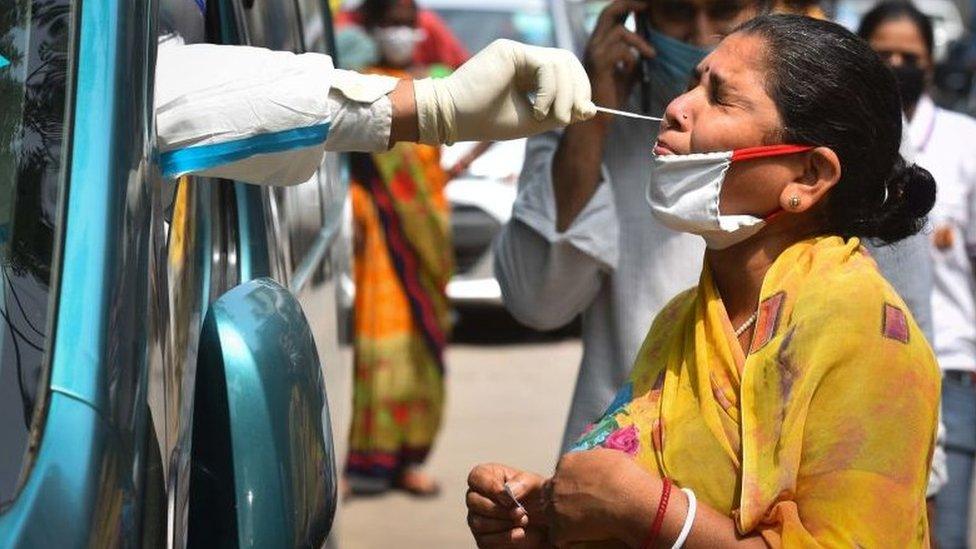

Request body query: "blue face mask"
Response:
[645, 27, 711, 103]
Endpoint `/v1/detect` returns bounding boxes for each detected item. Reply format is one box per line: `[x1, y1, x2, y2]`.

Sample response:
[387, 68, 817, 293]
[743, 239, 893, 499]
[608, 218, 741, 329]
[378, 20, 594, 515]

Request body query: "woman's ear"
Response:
[779, 147, 841, 213]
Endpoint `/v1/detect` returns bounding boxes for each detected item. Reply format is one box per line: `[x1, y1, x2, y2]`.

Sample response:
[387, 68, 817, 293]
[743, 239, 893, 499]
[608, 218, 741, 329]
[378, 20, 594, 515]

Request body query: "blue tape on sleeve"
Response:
[159, 123, 331, 179]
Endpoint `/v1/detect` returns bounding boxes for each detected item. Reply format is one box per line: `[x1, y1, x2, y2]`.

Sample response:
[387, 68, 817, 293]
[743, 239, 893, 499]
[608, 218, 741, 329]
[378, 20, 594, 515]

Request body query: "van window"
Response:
[239, 0, 303, 52]
[0, 0, 73, 508]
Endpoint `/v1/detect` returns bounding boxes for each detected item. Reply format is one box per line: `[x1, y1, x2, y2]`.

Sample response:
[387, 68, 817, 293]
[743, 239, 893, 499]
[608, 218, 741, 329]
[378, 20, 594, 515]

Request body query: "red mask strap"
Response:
[763, 208, 786, 222]
[731, 144, 814, 163]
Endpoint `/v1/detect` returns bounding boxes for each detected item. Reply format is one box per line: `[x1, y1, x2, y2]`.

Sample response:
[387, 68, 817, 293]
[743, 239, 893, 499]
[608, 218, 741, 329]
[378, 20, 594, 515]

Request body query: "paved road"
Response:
[335, 337, 582, 549]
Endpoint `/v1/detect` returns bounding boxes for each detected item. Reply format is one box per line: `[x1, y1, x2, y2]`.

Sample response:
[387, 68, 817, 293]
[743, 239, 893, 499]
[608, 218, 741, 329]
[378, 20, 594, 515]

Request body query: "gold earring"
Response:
[789, 195, 801, 210]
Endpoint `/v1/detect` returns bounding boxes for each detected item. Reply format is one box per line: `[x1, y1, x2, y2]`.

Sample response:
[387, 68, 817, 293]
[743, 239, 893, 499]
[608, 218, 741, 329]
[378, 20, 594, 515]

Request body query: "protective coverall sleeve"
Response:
[155, 43, 396, 186]
[493, 130, 618, 330]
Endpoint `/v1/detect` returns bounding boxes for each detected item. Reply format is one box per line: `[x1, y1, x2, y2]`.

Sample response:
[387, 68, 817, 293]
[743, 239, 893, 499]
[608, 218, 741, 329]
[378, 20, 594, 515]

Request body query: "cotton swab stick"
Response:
[594, 105, 662, 122]
[503, 483, 527, 514]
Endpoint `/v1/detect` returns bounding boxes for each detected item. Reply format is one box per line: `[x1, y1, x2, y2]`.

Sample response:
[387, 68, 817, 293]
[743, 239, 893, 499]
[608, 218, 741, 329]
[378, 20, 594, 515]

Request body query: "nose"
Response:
[887, 52, 905, 67]
[662, 92, 693, 133]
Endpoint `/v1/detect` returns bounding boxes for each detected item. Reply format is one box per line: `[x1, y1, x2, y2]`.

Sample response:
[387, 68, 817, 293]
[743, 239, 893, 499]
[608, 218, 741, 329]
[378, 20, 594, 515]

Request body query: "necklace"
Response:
[734, 311, 758, 338]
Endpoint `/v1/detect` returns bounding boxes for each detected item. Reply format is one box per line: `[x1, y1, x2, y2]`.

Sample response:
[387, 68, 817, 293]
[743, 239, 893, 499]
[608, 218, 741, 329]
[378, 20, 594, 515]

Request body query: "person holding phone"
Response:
[494, 0, 770, 454]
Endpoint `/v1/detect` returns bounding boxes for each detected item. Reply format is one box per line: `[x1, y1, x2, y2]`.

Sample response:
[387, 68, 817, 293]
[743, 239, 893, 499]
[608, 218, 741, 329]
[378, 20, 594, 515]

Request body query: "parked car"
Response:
[424, 0, 575, 307]
[0, 0, 352, 546]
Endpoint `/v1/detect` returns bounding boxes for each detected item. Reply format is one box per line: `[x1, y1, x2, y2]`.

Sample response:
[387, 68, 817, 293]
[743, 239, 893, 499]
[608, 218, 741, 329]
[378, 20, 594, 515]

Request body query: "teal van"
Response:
[0, 0, 351, 546]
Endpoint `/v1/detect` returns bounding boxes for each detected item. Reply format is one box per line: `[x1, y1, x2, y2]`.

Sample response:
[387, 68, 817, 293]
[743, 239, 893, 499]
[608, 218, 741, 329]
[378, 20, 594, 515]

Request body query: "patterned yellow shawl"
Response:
[573, 236, 939, 546]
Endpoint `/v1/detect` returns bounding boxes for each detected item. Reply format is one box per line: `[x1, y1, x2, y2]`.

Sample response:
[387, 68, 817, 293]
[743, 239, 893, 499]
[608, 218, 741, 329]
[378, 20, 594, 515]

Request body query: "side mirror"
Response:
[189, 278, 336, 547]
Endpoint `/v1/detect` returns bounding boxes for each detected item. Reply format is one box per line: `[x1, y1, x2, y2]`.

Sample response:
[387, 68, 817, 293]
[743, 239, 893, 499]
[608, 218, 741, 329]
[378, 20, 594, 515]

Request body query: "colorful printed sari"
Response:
[574, 236, 940, 546]
[345, 97, 453, 486]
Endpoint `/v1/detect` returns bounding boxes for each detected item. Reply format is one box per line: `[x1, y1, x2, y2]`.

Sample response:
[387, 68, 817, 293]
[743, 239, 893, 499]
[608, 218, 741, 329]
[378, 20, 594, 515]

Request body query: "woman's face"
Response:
[868, 17, 932, 75]
[655, 32, 809, 216]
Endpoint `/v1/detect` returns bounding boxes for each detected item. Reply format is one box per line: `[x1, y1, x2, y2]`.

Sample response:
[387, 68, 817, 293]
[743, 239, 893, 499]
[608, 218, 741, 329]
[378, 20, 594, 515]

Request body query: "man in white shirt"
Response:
[494, 0, 766, 452]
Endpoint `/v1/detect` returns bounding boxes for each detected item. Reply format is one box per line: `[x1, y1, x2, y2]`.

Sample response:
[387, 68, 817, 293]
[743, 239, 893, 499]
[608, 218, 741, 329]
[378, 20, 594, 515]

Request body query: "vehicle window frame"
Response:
[0, 0, 78, 511]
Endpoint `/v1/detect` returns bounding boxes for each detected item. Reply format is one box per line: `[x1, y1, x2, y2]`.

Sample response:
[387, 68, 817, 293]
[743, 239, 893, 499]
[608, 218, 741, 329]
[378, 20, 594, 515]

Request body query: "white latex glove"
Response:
[414, 39, 596, 145]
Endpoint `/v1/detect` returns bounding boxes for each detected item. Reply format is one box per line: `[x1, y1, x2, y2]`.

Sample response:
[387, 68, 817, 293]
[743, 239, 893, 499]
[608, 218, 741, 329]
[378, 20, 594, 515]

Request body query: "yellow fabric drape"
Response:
[573, 236, 940, 547]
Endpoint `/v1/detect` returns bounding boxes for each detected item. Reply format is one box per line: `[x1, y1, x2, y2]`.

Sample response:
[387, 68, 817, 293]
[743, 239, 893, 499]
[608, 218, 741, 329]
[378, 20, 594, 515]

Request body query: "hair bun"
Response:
[862, 159, 936, 243]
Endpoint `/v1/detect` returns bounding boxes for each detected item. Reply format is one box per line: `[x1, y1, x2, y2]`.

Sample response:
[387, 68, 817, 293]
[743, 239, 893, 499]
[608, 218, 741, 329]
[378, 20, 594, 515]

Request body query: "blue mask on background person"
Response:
[645, 27, 711, 104]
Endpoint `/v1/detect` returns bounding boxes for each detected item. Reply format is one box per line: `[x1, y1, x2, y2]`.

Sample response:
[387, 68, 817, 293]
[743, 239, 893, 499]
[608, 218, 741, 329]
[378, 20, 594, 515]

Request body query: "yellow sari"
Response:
[572, 236, 939, 546]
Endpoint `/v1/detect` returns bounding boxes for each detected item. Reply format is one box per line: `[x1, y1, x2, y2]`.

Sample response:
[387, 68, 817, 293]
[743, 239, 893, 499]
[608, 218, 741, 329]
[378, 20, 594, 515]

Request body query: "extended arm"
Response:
[155, 40, 595, 186]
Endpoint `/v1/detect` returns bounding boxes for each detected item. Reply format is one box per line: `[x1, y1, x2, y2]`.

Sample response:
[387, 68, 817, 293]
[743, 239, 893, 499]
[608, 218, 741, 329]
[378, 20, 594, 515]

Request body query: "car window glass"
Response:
[296, 0, 333, 54]
[240, 0, 303, 52]
[234, 0, 329, 280]
[0, 0, 72, 509]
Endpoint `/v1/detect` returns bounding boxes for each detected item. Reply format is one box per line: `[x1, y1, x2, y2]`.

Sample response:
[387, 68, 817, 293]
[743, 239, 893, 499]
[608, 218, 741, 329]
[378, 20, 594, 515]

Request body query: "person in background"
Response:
[344, 0, 452, 497]
[335, 24, 380, 71]
[337, 1, 470, 70]
[494, 0, 769, 455]
[411, 9, 469, 69]
[860, 3, 976, 547]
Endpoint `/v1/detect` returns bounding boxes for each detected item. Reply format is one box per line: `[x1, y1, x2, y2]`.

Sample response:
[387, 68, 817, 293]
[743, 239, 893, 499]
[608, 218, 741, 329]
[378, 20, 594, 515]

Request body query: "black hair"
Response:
[359, 0, 416, 30]
[736, 14, 935, 244]
[857, 1, 935, 58]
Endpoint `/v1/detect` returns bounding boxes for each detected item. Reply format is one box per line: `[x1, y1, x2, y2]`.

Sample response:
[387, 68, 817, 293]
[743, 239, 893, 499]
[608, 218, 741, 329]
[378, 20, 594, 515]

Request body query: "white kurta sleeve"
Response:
[493, 130, 619, 330]
[155, 43, 396, 186]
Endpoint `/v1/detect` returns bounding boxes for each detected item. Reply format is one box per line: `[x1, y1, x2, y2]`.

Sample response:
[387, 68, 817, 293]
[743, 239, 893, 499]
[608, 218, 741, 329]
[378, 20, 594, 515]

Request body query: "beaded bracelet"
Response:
[642, 477, 672, 549]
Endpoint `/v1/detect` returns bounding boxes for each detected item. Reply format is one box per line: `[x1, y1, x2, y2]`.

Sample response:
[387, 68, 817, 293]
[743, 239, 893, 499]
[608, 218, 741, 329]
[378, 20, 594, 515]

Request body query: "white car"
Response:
[424, 0, 575, 306]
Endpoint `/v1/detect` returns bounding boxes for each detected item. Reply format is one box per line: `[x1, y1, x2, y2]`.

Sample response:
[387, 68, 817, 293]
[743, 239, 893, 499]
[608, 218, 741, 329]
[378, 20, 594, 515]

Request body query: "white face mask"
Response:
[371, 26, 426, 67]
[646, 145, 812, 250]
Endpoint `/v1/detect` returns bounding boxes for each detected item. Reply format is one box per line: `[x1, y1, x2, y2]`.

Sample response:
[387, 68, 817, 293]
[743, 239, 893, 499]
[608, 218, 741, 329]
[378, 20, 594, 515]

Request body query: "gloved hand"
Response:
[414, 39, 596, 145]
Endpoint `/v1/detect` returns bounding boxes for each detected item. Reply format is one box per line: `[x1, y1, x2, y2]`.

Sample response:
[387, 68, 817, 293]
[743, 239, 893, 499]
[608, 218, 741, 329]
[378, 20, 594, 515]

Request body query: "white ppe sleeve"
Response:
[155, 43, 397, 186]
[493, 131, 618, 330]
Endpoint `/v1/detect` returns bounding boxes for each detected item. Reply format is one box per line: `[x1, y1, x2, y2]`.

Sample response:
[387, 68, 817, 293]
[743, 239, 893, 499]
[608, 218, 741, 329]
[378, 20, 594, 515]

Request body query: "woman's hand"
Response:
[545, 448, 657, 547]
[466, 463, 548, 548]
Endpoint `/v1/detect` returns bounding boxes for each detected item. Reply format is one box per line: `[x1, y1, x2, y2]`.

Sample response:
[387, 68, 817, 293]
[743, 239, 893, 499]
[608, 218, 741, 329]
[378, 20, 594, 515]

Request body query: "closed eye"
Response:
[707, 70, 730, 106]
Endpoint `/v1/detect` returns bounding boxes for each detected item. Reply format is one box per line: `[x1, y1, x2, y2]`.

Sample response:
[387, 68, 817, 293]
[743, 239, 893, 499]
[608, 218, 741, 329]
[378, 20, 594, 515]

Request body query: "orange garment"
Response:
[346, 67, 453, 483]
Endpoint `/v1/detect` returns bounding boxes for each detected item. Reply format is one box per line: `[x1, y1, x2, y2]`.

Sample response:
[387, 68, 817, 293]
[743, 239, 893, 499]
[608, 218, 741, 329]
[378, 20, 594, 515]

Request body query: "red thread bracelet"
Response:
[643, 477, 672, 549]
